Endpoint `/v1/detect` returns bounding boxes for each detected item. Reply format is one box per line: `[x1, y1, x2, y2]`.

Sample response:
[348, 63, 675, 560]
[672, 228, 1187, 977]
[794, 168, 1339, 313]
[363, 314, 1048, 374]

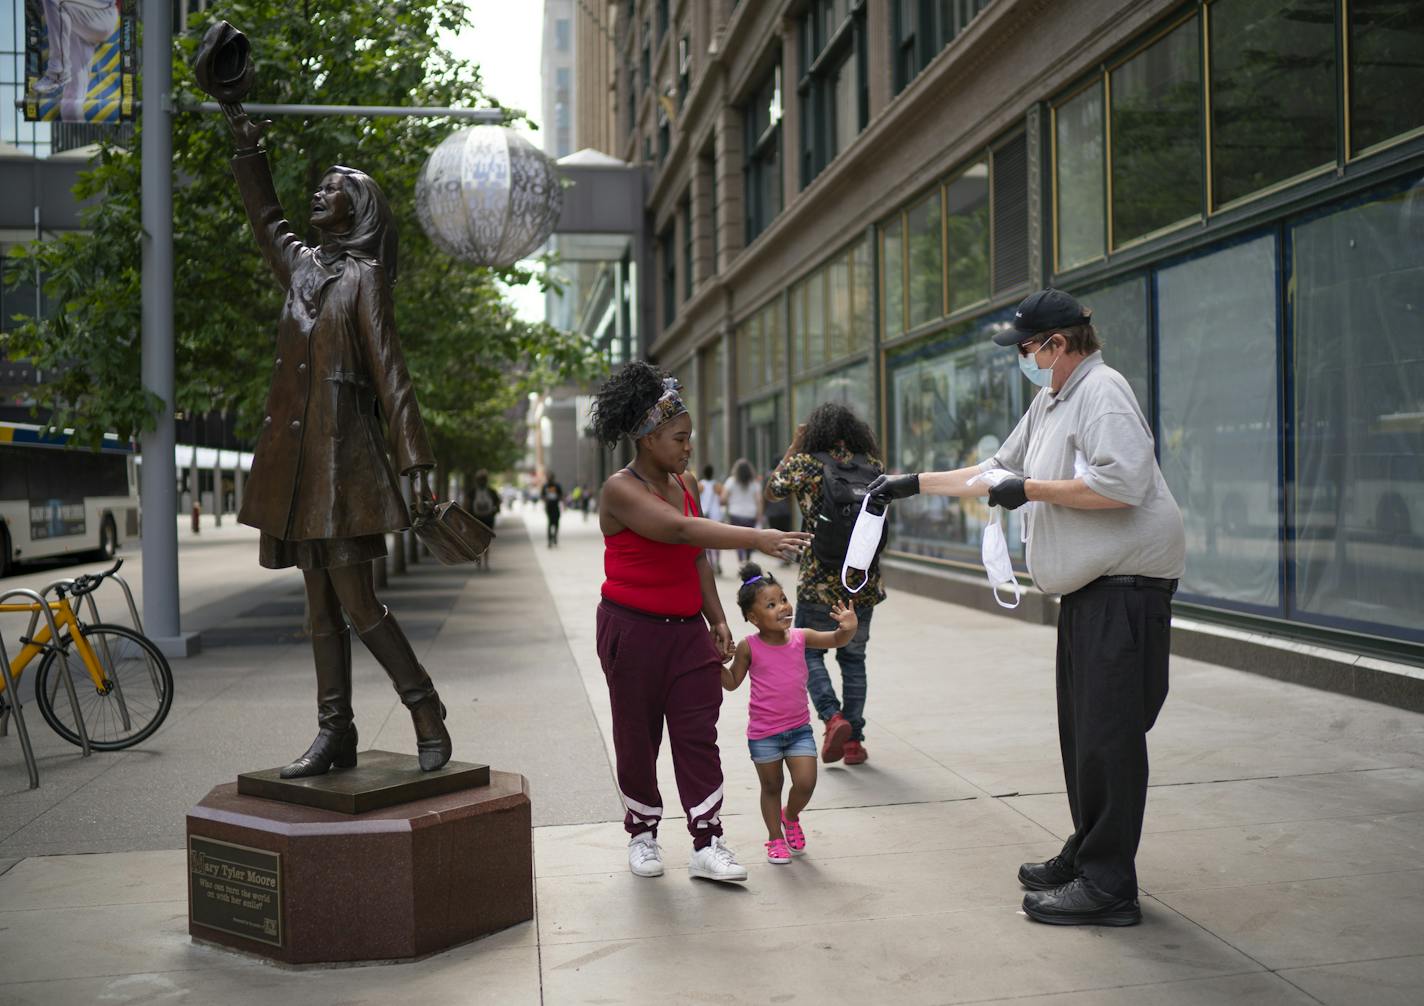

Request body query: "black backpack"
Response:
[810, 452, 888, 569]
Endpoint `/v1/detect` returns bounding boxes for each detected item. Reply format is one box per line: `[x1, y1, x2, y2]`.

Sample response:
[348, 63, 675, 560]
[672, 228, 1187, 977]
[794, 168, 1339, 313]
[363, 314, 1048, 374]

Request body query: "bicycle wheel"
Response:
[35, 623, 174, 751]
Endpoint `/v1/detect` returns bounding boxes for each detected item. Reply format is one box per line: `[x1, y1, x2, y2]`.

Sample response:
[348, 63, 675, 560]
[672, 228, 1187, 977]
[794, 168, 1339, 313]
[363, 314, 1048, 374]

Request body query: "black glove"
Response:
[866, 473, 919, 502]
[988, 478, 1029, 510]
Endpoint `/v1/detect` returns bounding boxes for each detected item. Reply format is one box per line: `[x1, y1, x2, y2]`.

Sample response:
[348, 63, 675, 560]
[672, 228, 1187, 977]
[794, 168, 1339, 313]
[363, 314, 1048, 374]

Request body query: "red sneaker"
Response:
[821, 713, 852, 763]
[843, 740, 868, 765]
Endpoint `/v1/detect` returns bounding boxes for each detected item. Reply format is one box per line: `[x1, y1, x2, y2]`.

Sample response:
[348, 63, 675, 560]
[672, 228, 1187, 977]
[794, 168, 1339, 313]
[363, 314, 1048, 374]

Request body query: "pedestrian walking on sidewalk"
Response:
[723, 459, 764, 562]
[767, 403, 886, 767]
[698, 465, 725, 575]
[542, 473, 564, 547]
[722, 562, 857, 865]
[591, 362, 812, 884]
[217, 103, 452, 778]
[869, 288, 1186, 927]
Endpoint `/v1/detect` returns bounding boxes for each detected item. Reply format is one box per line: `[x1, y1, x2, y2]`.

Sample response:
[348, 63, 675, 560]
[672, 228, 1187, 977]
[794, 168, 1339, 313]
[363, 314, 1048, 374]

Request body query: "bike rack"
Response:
[0, 587, 93, 789]
[30, 577, 147, 735]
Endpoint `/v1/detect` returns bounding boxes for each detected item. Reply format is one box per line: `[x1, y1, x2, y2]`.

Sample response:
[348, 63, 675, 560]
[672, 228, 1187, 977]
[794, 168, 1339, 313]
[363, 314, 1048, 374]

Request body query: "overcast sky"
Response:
[443, 1, 549, 325]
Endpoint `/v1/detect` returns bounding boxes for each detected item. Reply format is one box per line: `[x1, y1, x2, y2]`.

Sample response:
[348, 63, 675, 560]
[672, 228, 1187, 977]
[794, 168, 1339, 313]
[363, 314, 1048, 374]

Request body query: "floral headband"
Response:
[629, 376, 687, 439]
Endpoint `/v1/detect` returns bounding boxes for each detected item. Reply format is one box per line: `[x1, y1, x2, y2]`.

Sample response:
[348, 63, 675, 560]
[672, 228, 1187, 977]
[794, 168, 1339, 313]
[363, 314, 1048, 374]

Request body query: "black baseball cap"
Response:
[991, 288, 1091, 346]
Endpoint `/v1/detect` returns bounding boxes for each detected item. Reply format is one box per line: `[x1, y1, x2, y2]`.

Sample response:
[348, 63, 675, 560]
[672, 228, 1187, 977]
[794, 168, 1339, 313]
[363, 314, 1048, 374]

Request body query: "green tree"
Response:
[3, 0, 600, 475]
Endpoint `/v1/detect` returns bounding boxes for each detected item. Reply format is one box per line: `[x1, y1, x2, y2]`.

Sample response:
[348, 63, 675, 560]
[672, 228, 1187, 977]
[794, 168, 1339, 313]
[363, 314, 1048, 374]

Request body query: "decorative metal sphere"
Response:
[415, 126, 564, 268]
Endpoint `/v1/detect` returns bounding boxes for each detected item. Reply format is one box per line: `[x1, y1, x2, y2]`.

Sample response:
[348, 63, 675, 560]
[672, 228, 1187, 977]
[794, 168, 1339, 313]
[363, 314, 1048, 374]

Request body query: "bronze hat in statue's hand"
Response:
[194, 20, 254, 102]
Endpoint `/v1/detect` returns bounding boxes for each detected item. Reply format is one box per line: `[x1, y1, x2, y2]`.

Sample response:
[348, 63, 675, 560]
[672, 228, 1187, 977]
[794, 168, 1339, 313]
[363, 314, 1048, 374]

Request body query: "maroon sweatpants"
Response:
[596, 599, 725, 849]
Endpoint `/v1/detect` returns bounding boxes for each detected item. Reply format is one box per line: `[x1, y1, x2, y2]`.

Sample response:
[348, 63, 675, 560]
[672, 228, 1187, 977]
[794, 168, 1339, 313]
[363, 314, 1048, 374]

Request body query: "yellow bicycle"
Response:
[0, 560, 173, 750]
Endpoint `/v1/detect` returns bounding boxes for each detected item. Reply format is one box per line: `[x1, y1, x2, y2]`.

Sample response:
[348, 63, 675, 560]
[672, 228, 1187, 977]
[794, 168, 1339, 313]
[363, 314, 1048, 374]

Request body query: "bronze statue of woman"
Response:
[213, 100, 453, 778]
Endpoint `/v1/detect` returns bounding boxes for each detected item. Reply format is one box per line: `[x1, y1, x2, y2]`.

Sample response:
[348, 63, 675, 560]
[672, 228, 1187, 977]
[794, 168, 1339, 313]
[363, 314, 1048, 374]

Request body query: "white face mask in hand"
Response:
[967, 468, 1023, 608]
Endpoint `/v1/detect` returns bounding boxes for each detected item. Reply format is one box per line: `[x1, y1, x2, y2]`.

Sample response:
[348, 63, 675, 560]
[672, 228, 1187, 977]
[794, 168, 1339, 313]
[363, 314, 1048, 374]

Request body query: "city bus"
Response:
[0, 422, 140, 577]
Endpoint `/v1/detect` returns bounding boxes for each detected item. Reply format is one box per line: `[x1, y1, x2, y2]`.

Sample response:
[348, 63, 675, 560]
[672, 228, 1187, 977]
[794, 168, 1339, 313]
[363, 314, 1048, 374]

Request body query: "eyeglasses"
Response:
[1017, 339, 1043, 358]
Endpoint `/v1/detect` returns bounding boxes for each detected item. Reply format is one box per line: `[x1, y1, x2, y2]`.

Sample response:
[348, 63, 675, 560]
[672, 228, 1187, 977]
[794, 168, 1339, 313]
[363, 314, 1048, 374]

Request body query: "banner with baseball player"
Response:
[23, 0, 137, 124]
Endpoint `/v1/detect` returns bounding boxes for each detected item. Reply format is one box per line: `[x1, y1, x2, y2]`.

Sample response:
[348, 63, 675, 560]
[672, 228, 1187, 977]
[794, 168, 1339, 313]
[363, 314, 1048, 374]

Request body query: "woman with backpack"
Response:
[766, 403, 886, 766]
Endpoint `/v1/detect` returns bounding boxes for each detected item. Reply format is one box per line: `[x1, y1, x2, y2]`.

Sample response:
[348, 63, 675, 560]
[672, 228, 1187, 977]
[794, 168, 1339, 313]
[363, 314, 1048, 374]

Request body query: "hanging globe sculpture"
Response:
[415, 126, 564, 268]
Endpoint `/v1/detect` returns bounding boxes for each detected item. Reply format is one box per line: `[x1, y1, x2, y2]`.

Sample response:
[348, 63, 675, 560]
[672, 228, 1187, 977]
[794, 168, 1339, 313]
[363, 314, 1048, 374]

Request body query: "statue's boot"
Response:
[359, 607, 452, 772]
[280, 626, 358, 778]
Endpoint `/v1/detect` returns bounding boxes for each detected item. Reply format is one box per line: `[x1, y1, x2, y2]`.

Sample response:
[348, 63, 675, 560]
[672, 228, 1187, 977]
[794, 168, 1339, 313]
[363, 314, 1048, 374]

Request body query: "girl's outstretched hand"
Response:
[829, 601, 859, 632]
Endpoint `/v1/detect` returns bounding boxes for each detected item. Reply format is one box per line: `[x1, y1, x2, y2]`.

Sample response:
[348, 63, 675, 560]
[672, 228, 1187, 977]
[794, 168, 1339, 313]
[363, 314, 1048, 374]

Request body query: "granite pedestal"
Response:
[186, 753, 532, 965]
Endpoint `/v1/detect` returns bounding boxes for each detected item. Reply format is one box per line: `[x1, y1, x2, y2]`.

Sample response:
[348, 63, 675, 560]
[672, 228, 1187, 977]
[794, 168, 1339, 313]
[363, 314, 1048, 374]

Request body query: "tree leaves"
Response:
[2, 0, 601, 470]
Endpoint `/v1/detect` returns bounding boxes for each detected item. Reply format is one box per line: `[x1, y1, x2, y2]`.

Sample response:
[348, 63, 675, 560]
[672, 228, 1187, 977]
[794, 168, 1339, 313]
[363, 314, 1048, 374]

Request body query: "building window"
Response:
[1076, 275, 1150, 415]
[881, 215, 905, 339]
[885, 308, 1026, 560]
[990, 132, 1029, 292]
[554, 18, 571, 52]
[1053, 81, 1106, 271]
[678, 35, 691, 109]
[792, 237, 873, 375]
[1209, 0, 1336, 209]
[1158, 233, 1280, 608]
[681, 198, 693, 301]
[1291, 177, 1424, 635]
[906, 190, 943, 330]
[657, 112, 669, 163]
[1348, 2, 1424, 155]
[661, 226, 677, 329]
[944, 161, 989, 314]
[641, 22, 652, 90]
[743, 64, 784, 244]
[892, 0, 992, 94]
[704, 147, 720, 272]
[1110, 13, 1201, 244]
[626, 71, 638, 136]
[658, 0, 669, 39]
[798, 0, 868, 188]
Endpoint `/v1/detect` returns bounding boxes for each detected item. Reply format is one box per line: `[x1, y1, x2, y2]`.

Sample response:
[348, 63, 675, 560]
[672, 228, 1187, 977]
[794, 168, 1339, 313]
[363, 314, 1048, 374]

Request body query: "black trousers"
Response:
[1055, 580, 1172, 900]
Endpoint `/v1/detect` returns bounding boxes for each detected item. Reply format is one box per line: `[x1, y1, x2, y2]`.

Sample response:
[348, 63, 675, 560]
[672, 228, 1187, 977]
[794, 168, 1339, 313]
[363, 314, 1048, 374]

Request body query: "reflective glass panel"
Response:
[907, 190, 944, 329]
[1080, 275, 1151, 414]
[766, 301, 786, 390]
[827, 256, 852, 361]
[945, 161, 990, 312]
[1110, 16, 1202, 244]
[882, 217, 905, 337]
[1291, 177, 1424, 635]
[793, 360, 872, 429]
[851, 238, 873, 353]
[806, 270, 826, 369]
[1157, 234, 1280, 607]
[1350, 1, 1424, 153]
[885, 310, 1026, 561]
[1210, 0, 1336, 207]
[1055, 82, 1106, 269]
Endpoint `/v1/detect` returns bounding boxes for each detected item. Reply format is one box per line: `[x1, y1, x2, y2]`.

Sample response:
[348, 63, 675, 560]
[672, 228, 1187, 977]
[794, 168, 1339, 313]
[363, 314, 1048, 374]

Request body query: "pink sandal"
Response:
[765, 838, 792, 864]
[781, 808, 806, 854]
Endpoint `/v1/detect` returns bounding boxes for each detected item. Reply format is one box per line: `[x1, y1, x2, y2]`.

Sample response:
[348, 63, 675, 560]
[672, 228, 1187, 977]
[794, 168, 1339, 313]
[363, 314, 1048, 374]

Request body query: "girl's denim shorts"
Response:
[748, 722, 816, 763]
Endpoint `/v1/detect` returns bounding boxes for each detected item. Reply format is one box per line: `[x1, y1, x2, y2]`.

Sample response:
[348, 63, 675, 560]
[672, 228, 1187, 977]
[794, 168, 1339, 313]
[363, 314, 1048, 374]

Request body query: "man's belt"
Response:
[1083, 575, 1178, 594]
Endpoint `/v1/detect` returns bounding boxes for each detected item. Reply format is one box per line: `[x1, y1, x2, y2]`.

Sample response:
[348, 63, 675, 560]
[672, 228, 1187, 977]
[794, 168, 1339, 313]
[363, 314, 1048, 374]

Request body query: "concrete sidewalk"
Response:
[2, 509, 1422, 1004]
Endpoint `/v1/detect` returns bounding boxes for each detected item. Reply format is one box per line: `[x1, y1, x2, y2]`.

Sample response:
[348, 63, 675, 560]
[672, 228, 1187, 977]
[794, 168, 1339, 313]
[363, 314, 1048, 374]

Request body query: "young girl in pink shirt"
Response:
[723, 562, 858, 864]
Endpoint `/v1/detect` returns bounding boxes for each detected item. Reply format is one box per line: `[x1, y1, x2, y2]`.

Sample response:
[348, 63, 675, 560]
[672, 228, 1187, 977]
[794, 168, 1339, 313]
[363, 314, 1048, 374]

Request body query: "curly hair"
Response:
[588, 361, 669, 447]
[735, 561, 779, 617]
[800, 402, 880, 456]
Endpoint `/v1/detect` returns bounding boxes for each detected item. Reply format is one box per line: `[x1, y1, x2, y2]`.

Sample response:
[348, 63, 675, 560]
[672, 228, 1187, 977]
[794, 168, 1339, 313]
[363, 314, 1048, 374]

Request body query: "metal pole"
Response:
[139, 0, 196, 657]
[185, 101, 509, 122]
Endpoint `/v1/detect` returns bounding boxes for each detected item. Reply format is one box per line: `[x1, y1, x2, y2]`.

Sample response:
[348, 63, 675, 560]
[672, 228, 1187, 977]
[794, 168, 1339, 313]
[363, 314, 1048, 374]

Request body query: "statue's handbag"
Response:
[410, 501, 495, 564]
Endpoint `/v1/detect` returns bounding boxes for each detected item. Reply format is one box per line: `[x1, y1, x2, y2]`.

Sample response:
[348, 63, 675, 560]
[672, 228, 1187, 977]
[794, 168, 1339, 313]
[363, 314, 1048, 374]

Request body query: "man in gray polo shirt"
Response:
[869, 288, 1185, 927]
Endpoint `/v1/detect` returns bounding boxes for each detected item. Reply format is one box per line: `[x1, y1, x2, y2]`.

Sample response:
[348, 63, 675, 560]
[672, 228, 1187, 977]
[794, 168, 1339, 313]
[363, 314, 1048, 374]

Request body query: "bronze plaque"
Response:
[188, 836, 282, 947]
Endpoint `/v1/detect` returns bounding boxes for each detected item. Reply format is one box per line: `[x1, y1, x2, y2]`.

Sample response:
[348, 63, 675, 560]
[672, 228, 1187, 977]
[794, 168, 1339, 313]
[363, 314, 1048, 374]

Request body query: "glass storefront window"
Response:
[1110, 15, 1202, 244]
[806, 269, 826, 369]
[827, 257, 851, 360]
[945, 160, 990, 313]
[1055, 81, 1106, 270]
[704, 339, 725, 412]
[739, 394, 785, 474]
[1157, 233, 1280, 608]
[1349, 1, 1424, 154]
[704, 409, 727, 477]
[766, 300, 786, 391]
[737, 313, 763, 394]
[1290, 177, 1424, 635]
[1079, 275, 1151, 415]
[1209, 0, 1336, 208]
[907, 190, 944, 329]
[882, 216, 905, 337]
[793, 360, 872, 429]
[885, 311, 1026, 562]
[851, 238, 873, 352]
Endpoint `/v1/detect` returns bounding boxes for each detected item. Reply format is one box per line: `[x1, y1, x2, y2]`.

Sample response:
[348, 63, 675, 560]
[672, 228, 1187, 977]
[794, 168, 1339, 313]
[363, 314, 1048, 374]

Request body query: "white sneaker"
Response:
[688, 835, 748, 883]
[628, 833, 664, 878]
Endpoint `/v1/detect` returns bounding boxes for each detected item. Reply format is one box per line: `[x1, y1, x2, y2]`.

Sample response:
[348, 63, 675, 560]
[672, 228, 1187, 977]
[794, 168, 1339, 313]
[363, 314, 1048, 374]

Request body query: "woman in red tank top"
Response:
[591, 362, 811, 884]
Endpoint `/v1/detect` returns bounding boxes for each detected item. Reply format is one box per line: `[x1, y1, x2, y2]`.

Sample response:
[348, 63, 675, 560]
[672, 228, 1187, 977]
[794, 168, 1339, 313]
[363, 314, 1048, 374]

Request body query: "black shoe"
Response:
[1018, 854, 1076, 891]
[1022, 877, 1141, 927]
[280, 724, 358, 778]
